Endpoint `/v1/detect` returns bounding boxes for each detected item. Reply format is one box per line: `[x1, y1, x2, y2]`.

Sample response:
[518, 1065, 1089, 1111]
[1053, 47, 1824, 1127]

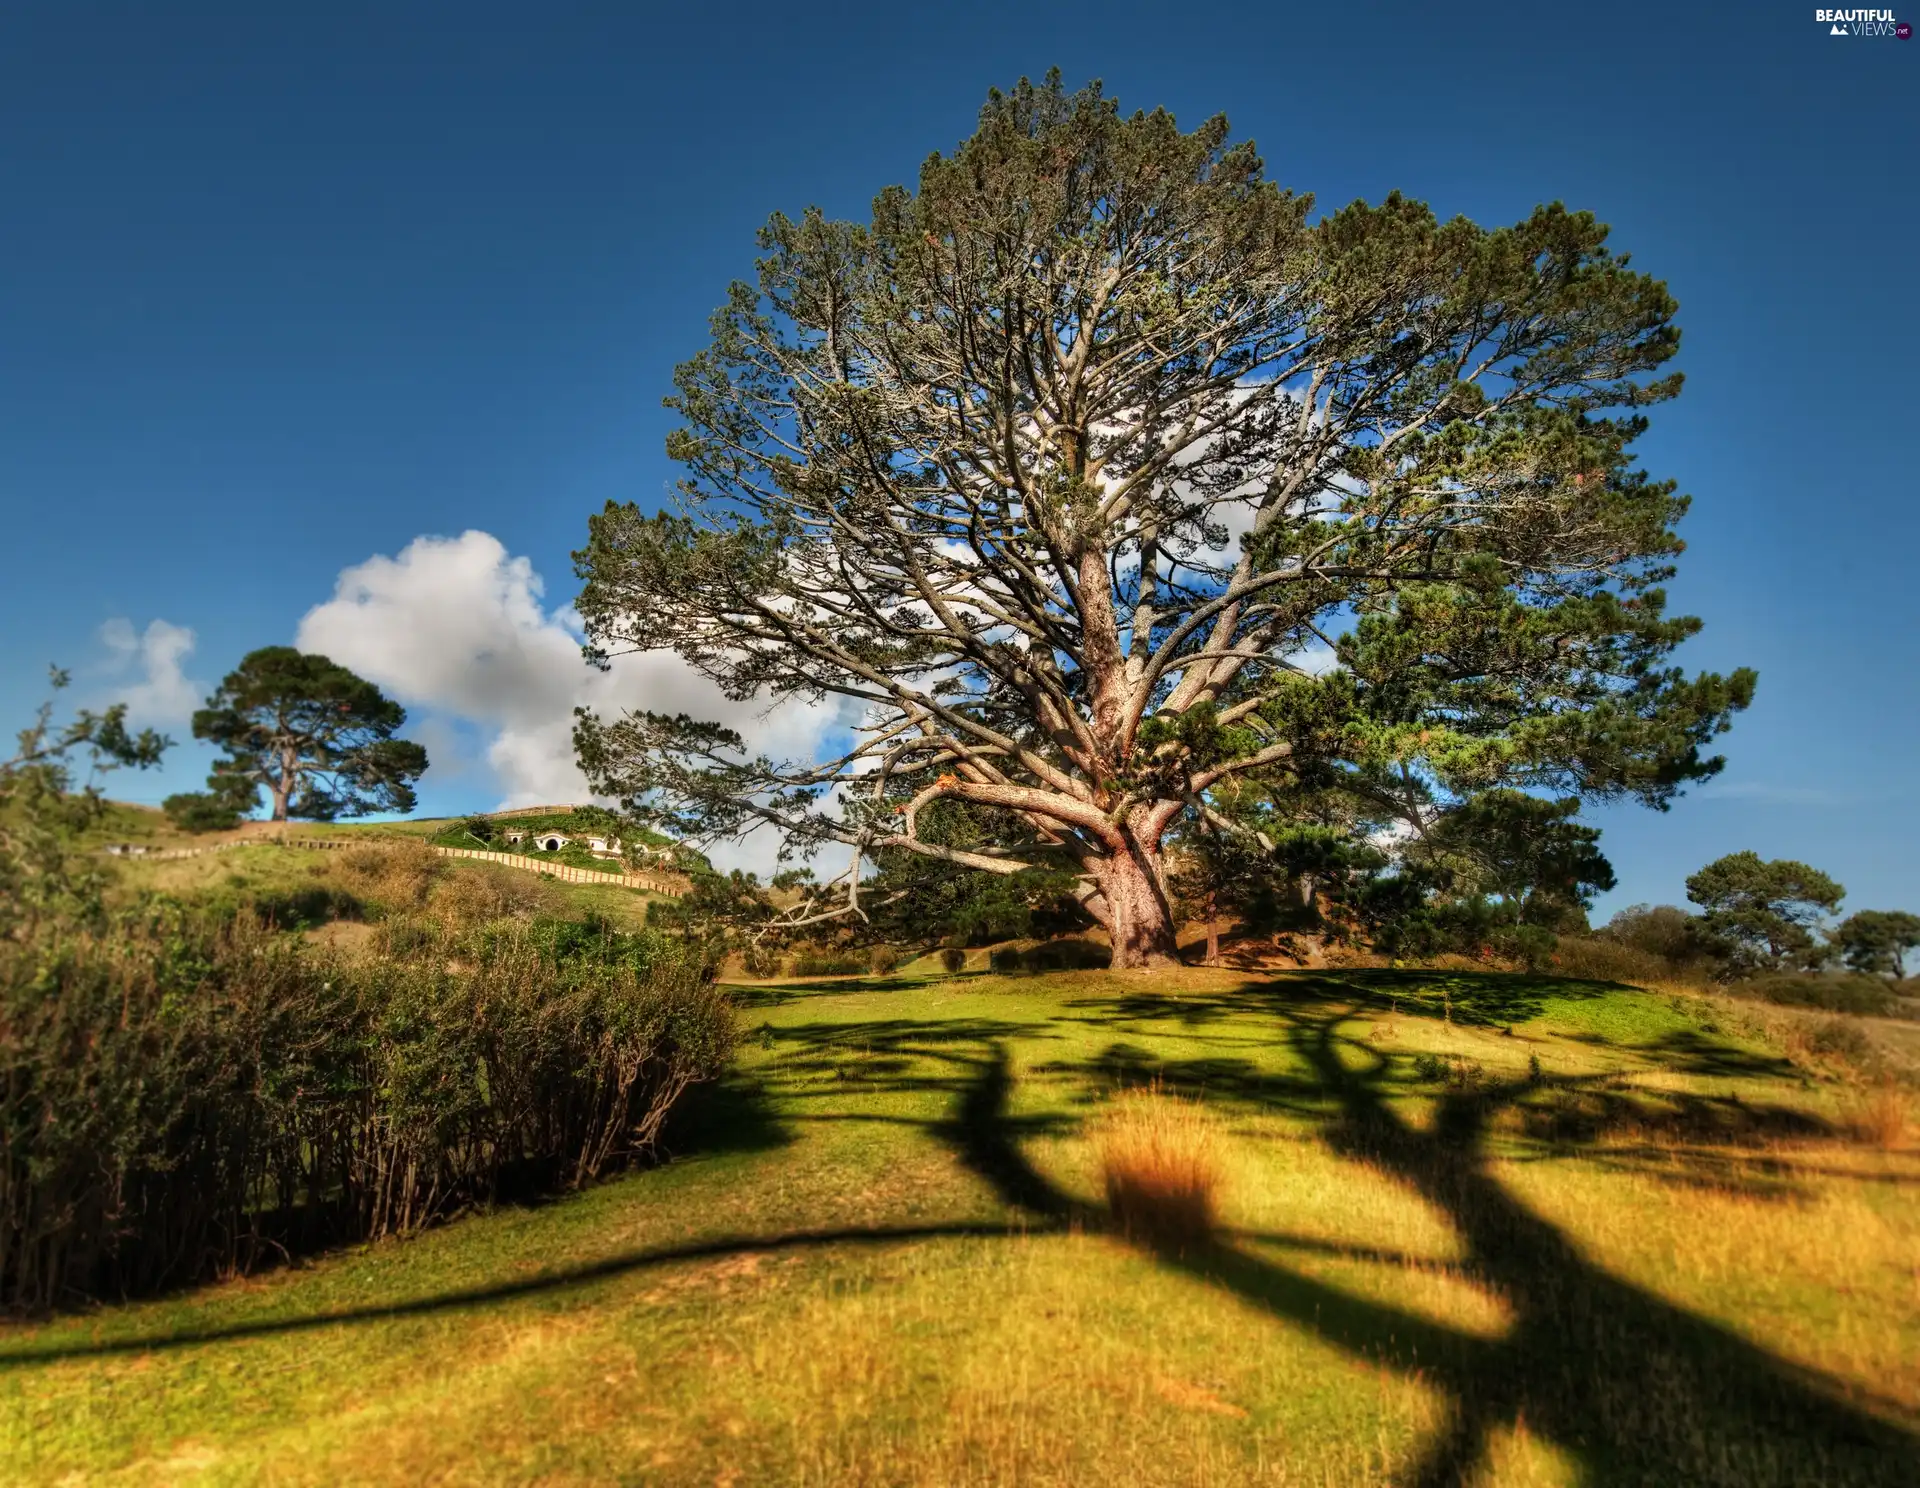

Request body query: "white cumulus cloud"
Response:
[295, 530, 852, 870]
[96, 617, 204, 728]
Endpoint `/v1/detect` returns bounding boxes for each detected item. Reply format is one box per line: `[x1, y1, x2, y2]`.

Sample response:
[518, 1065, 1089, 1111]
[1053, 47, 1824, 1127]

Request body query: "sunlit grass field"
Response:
[2, 964, 1915, 1485]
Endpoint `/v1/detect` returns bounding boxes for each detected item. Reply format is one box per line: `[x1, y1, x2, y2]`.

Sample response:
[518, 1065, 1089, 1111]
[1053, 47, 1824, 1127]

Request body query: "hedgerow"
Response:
[0, 907, 733, 1312]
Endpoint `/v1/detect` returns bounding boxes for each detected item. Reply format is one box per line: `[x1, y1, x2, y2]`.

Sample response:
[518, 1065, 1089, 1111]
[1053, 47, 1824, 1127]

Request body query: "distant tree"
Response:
[1832, 910, 1920, 979]
[1165, 796, 1380, 959]
[2, 668, 169, 937]
[572, 74, 1754, 971]
[163, 787, 241, 834]
[1685, 851, 1844, 974]
[1165, 824, 1269, 965]
[179, 648, 428, 823]
[1598, 903, 1713, 966]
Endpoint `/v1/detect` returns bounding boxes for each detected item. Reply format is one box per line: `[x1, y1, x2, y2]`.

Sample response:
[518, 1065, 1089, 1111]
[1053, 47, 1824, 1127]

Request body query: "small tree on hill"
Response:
[573, 74, 1754, 971]
[173, 647, 428, 823]
[1832, 910, 1920, 979]
[1685, 851, 1844, 974]
[1165, 822, 1267, 965]
[646, 864, 779, 956]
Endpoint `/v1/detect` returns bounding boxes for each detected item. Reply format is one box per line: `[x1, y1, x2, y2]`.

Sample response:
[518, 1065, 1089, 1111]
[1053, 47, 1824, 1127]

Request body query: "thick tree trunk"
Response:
[1096, 845, 1182, 971]
[271, 741, 296, 822]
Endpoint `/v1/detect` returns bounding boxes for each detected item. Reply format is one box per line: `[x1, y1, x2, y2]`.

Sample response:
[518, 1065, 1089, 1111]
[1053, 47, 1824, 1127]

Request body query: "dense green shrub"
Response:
[516, 913, 695, 979]
[173, 877, 364, 931]
[250, 883, 363, 928]
[1599, 903, 1715, 967]
[1805, 1018, 1874, 1063]
[1015, 939, 1110, 972]
[988, 946, 1024, 973]
[940, 947, 967, 974]
[0, 908, 734, 1312]
[738, 942, 783, 978]
[1364, 892, 1559, 967]
[161, 789, 244, 833]
[1548, 935, 1681, 987]
[1738, 973, 1899, 1017]
[787, 951, 866, 977]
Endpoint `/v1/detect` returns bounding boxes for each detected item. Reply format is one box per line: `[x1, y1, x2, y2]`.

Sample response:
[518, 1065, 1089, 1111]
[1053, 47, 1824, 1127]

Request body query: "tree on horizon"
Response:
[171, 647, 428, 825]
[1686, 850, 1845, 973]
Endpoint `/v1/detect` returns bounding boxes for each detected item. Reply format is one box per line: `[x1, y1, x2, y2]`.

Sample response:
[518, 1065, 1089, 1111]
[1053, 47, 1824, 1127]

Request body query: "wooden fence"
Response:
[103, 835, 687, 898]
[103, 841, 246, 862]
[426, 846, 687, 897]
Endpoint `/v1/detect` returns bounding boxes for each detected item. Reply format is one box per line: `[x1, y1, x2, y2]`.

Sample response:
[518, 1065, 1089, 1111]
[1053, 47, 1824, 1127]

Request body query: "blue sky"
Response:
[2, 2, 1914, 917]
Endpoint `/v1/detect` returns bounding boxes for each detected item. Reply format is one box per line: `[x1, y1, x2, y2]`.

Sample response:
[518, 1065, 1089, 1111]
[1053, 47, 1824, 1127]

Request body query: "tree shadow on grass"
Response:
[0, 1221, 1042, 1369]
[1312, 968, 1614, 1027]
[7, 973, 1913, 1485]
[731, 973, 947, 1000]
[1302, 1014, 1914, 1484]
[656, 1071, 796, 1162]
[1632, 1028, 1801, 1081]
[946, 1014, 1918, 1486]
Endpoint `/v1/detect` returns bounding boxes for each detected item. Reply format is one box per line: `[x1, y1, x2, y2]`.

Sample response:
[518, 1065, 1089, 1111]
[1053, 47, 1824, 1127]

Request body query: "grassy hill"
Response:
[101, 822, 679, 932]
[422, 809, 681, 873]
[2, 959, 1914, 1485]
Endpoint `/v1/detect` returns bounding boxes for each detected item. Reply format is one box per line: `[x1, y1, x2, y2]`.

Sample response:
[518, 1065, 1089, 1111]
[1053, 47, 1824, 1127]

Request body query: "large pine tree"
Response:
[574, 75, 1753, 970]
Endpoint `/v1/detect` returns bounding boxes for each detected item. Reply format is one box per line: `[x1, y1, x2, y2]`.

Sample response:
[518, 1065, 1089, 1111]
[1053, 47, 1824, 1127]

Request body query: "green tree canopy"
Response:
[1420, 791, 1615, 930]
[857, 798, 1091, 949]
[1831, 909, 1920, 978]
[573, 74, 1753, 970]
[180, 647, 428, 823]
[1684, 851, 1844, 973]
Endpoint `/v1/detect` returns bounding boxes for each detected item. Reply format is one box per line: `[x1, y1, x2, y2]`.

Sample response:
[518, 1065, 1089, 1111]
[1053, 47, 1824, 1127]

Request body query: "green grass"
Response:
[2, 967, 1915, 1485]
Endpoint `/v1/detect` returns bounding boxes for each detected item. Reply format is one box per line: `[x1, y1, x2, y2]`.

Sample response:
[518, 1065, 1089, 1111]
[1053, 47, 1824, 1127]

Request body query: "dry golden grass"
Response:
[331, 837, 443, 910]
[427, 858, 564, 924]
[1848, 1085, 1911, 1149]
[1495, 1137, 1920, 1407]
[1099, 1083, 1222, 1252]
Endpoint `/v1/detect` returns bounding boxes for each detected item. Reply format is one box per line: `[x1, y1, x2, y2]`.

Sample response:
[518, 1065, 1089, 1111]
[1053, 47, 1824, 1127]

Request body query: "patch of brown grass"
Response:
[1847, 1086, 1910, 1150]
[428, 861, 561, 925]
[331, 839, 443, 912]
[1099, 1083, 1222, 1253]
